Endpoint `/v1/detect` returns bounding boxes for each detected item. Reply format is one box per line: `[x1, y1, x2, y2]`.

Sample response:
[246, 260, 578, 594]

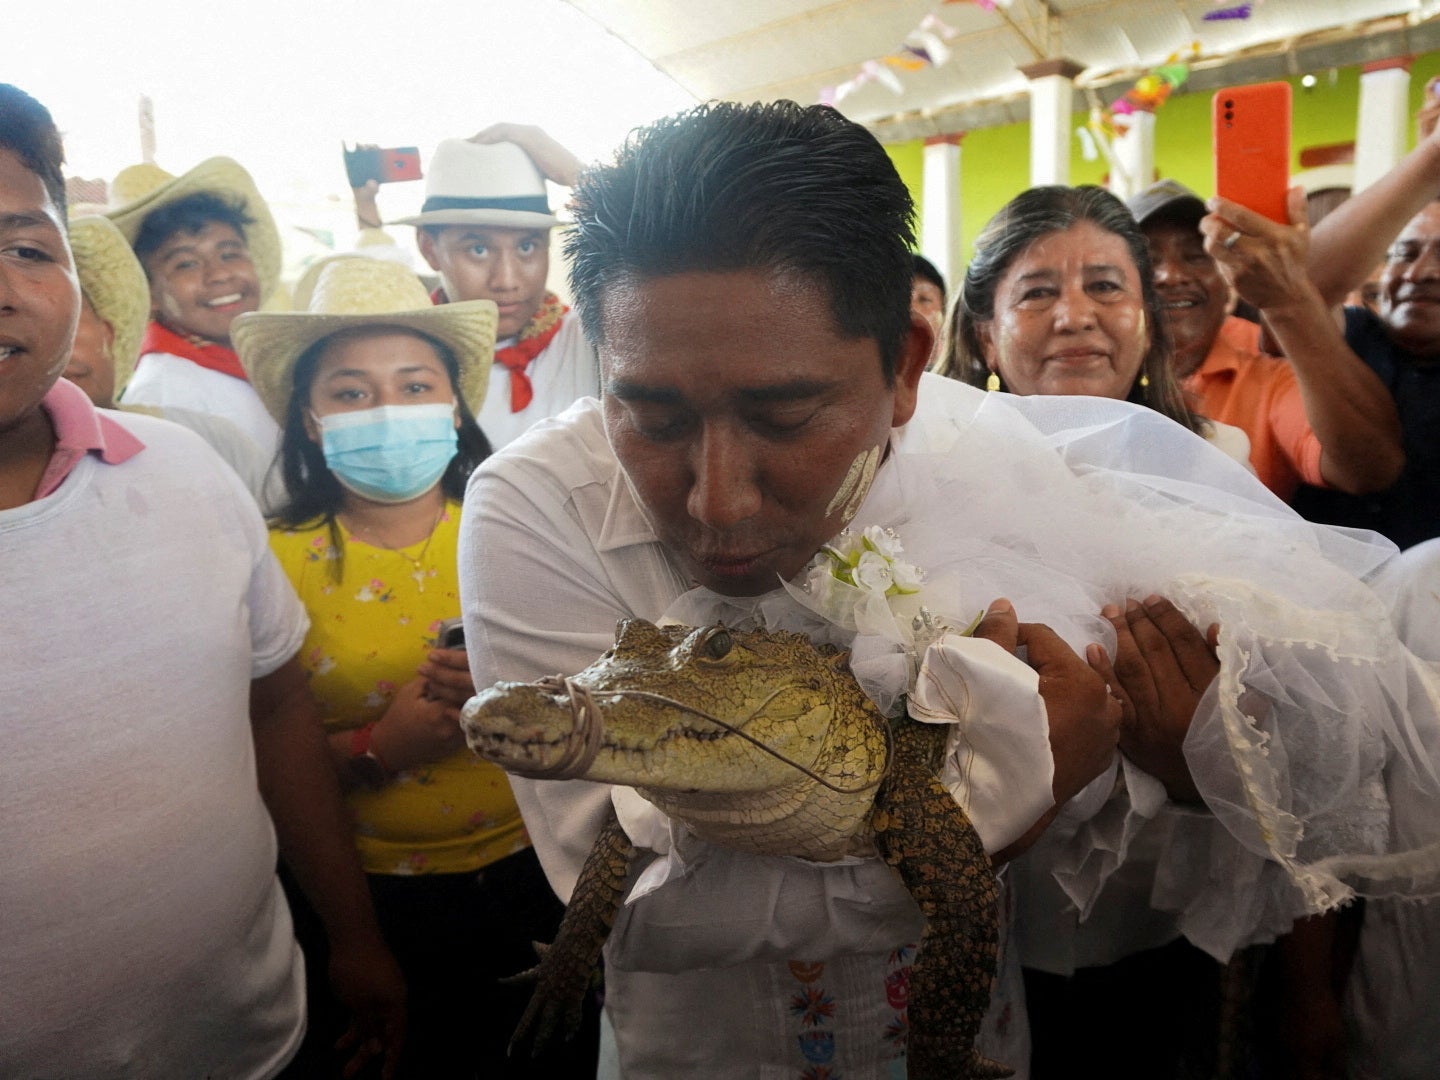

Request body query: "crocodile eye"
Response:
[704, 629, 733, 660]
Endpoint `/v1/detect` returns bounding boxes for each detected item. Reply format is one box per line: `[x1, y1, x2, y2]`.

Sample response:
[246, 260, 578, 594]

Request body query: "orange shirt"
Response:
[1184, 316, 1324, 501]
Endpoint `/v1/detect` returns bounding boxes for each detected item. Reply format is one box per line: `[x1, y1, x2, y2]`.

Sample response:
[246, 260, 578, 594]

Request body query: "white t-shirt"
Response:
[123, 349, 282, 455]
[121, 402, 283, 513]
[0, 411, 309, 1078]
[477, 313, 599, 451]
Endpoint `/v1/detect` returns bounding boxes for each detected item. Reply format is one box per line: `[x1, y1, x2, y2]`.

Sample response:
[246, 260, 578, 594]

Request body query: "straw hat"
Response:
[390, 140, 559, 230]
[108, 162, 175, 207]
[107, 157, 283, 303]
[232, 256, 498, 424]
[67, 216, 150, 393]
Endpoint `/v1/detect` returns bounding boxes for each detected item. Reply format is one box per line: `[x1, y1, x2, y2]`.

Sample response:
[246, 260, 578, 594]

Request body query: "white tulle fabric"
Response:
[867, 380, 1440, 960]
[619, 374, 1440, 961]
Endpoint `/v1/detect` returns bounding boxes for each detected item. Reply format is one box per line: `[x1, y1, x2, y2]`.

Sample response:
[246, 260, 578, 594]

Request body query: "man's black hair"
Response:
[912, 253, 946, 300]
[133, 190, 254, 269]
[0, 84, 67, 220]
[566, 100, 917, 384]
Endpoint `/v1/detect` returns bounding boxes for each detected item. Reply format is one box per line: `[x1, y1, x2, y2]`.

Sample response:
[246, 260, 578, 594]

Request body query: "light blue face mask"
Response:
[313, 402, 459, 504]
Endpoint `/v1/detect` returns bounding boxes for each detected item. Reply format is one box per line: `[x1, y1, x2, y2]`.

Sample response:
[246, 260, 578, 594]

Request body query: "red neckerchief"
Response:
[431, 288, 568, 412]
[140, 321, 249, 382]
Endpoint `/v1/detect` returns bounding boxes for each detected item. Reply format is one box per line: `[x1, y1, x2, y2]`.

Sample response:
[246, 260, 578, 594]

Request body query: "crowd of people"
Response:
[2, 65, 1439, 1080]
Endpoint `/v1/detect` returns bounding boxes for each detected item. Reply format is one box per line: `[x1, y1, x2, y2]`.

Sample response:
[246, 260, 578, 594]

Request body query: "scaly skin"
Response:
[508, 806, 634, 1056]
[874, 716, 1011, 1079]
[463, 620, 1009, 1079]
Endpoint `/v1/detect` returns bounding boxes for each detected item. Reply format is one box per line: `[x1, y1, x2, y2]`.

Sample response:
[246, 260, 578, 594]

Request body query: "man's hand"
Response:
[331, 934, 407, 1079]
[353, 179, 383, 230]
[972, 598, 1122, 806]
[1419, 76, 1440, 142]
[1201, 187, 1319, 312]
[1087, 596, 1219, 802]
[469, 123, 583, 188]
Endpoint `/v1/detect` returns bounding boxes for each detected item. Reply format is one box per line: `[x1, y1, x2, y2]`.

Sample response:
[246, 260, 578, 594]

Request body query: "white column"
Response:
[921, 134, 964, 288]
[1021, 59, 1085, 186]
[1354, 59, 1412, 194]
[1110, 109, 1156, 201]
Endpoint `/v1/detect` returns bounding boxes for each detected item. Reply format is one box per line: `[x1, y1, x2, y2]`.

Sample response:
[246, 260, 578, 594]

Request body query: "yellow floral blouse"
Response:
[269, 502, 527, 875]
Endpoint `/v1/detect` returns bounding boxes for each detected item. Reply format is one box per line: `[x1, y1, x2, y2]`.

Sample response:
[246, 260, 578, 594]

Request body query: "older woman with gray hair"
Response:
[935, 185, 1253, 464]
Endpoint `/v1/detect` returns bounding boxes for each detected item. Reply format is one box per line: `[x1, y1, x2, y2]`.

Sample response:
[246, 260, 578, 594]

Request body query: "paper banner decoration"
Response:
[1203, 4, 1253, 19]
[1079, 51, 1195, 164]
[824, 12, 961, 105]
[861, 59, 905, 95]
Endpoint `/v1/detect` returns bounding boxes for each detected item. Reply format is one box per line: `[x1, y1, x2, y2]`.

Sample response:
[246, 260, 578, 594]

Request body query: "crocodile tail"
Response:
[509, 805, 634, 1057]
[873, 717, 1006, 1080]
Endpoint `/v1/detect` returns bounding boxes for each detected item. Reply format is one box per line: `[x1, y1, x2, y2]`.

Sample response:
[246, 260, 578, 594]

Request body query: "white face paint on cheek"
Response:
[157, 291, 185, 321]
[825, 444, 881, 524]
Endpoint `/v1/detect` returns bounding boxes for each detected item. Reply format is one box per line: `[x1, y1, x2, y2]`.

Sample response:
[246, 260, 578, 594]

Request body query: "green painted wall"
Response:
[887, 52, 1440, 274]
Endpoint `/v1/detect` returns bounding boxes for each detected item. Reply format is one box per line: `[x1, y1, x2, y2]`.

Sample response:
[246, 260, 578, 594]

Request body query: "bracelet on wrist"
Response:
[349, 722, 394, 786]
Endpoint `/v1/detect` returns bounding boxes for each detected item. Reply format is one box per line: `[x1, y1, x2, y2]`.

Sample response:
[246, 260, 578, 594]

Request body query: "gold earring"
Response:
[985, 371, 1001, 392]
[1138, 373, 1150, 389]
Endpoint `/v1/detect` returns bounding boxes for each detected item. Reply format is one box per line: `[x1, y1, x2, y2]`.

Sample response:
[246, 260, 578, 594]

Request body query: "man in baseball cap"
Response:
[1127, 178, 1401, 501]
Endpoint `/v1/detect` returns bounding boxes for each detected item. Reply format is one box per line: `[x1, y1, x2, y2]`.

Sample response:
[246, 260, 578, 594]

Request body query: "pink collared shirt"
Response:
[34, 378, 146, 500]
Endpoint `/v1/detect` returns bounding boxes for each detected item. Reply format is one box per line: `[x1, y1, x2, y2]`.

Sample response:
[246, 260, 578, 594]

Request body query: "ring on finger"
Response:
[1222, 230, 1241, 250]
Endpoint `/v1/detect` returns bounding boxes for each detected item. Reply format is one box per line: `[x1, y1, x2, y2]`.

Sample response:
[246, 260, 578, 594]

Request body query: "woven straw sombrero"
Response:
[67, 216, 150, 393]
[107, 157, 283, 303]
[232, 256, 497, 424]
[108, 162, 176, 207]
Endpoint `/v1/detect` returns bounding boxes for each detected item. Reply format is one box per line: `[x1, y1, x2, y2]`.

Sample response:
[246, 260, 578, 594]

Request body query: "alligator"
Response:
[462, 618, 1011, 1080]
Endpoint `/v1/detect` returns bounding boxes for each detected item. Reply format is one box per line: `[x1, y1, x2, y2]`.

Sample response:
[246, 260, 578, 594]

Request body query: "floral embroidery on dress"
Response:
[788, 960, 840, 1076]
[306, 646, 337, 676]
[394, 852, 429, 875]
[355, 577, 394, 603]
[880, 947, 913, 1061]
[790, 986, 837, 1027]
[271, 502, 525, 877]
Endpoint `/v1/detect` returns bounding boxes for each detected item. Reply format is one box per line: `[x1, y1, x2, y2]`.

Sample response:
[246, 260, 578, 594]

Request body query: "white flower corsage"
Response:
[787, 526, 932, 638]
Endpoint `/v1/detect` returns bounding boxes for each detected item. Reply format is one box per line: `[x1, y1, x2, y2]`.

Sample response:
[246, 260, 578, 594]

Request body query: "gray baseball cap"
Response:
[1126, 179, 1207, 229]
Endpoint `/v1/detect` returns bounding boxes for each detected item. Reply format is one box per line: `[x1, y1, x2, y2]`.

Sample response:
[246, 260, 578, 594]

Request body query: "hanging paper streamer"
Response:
[822, 9, 964, 105]
[861, 59, 905, 95]
[1203, 4, 1253, 20]
[1079, 46, 1198, 169]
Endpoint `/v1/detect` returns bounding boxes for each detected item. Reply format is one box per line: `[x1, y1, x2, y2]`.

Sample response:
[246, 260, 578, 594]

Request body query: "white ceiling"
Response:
[567, 0, 1440, 137]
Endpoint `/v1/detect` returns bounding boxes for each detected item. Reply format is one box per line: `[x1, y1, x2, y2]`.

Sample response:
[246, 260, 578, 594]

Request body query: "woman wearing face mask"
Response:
[234, 256, 600, 1079]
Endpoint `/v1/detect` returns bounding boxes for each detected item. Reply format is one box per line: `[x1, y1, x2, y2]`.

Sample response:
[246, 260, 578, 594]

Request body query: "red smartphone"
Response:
[342, 144, 423, 187]
[1212, 82, 1291, 223]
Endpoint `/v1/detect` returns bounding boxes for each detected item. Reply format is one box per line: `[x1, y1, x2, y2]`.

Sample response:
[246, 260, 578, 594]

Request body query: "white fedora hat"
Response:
[390, 140, 559, 230]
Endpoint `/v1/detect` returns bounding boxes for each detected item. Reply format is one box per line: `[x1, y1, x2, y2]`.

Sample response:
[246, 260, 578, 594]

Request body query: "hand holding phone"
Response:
[343, 143, 423, 188]
[1213, 82, 1291, 224]
[436, 616, 465, 651]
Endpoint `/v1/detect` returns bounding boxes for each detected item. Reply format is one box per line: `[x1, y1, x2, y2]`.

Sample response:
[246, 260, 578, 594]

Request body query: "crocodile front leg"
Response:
[872, 717, 1012, 1080]
[508, 804, 635, 1056]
